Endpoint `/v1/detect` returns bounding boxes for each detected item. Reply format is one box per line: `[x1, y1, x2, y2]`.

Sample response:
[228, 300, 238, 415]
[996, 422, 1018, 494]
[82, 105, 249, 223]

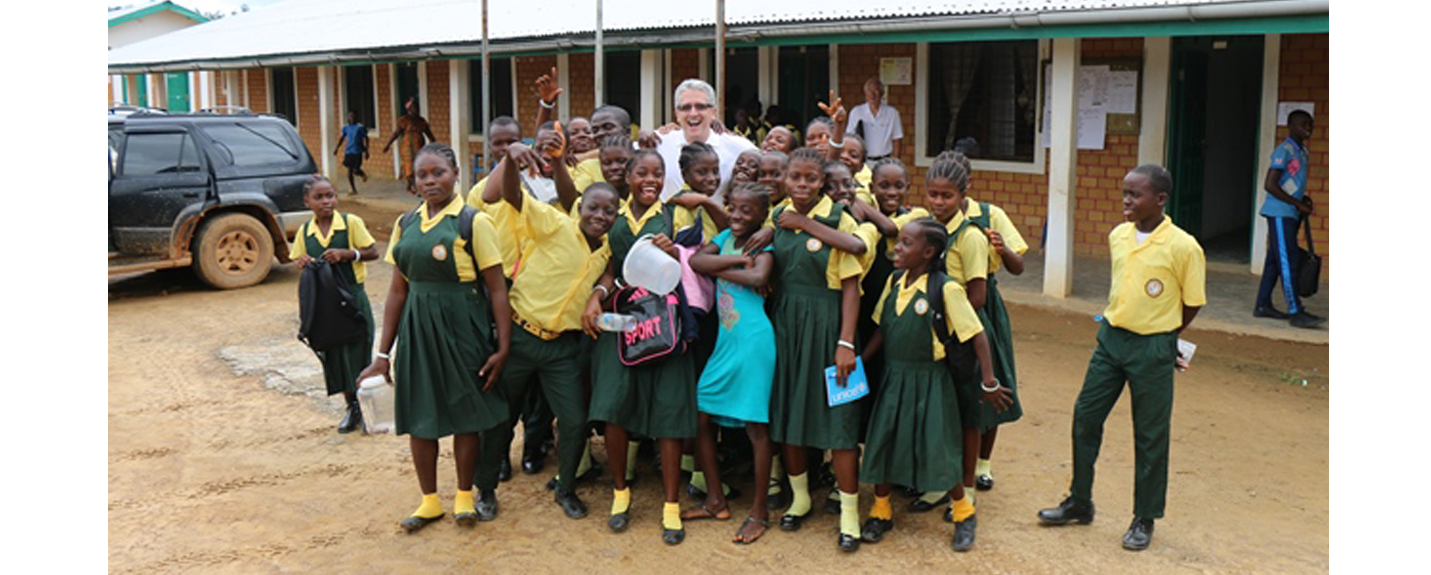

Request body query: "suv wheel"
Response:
[192, 213, 274, 289]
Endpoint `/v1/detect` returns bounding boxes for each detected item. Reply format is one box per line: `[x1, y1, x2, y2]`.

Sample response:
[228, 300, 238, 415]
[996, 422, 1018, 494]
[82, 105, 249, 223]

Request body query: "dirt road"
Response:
[109, 223, 1329, 574]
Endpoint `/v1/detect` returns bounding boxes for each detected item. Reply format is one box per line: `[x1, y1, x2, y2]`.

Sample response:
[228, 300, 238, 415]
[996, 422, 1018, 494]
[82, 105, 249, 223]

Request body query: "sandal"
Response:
[400, 513, 444, 534]
[680, 502, 732, 521]
[732, 516, 770, 544]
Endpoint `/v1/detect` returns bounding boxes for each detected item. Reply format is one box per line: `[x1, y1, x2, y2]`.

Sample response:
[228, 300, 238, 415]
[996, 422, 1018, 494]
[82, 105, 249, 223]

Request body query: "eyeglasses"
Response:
[677, 102, 714, 113]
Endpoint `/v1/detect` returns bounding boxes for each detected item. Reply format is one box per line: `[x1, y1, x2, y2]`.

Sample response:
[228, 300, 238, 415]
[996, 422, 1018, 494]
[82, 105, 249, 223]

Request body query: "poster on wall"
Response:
[879, 58, 912, 86]
[1277, 102, 1315, 125]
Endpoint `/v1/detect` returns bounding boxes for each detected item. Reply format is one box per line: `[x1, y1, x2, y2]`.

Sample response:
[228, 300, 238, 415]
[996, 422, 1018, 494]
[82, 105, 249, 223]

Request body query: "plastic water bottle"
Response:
[597, 313, 638, 333]
[357, 376, 395, 434]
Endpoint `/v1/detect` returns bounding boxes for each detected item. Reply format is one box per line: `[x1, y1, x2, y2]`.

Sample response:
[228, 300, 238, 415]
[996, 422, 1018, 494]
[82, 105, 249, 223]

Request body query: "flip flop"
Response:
[680, 503, 732, 521]
[733, 516, 770, 544]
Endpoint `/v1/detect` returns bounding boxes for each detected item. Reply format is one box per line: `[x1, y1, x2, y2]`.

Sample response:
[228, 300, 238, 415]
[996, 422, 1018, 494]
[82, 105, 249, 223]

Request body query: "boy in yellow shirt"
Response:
[1037, 165, 1205, 552]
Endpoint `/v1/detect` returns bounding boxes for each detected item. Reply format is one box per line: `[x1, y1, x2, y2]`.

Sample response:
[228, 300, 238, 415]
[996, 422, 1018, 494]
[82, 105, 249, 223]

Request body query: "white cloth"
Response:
[655, 130, 757, 202]
[846, 102, 904, 157]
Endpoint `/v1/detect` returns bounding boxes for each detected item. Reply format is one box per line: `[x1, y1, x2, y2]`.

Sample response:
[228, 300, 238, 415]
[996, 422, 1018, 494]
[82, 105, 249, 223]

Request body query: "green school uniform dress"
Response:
[385, 198, 508, 439]
[768, 197, 866, 450]
[588, 201, 698, 439]
[294, 213, 376, 396]
[950, 207, 1023, 427]
[860, 273, 982, 492]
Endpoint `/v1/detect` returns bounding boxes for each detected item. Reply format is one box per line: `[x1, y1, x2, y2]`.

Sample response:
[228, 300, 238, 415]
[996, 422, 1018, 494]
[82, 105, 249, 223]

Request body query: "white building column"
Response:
[757, 46, 774, 110]
[1044, 37, 1081, 299]
[1251, 34, 1282, 273]
[640, 50, 662, 131]
[698, 48, 710, 81]
[556, 53, 571, 120]
[317, 66, 337, 179]
[450, 59, 473, 193]
[147, 73, 163, 109]
[1138, 38, 1171, 167]
[417, 61, 429, 120]
[663, 49, 674, 124]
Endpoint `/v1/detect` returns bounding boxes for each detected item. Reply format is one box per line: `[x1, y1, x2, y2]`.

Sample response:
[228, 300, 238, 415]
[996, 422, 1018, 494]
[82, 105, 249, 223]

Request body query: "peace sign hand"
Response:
[535, 66, 562, 105]
[817, 90, 846, 123]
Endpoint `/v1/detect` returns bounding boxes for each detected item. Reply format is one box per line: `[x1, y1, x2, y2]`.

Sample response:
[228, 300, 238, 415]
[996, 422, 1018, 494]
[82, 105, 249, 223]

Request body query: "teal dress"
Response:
[588, 203, 698, 439]
[389, 207, 508, 439]
[301, 214, 375, 397]
[696, 230, 775, 427]
[860, 275, 963, 491]
[768, 204, 863, 450]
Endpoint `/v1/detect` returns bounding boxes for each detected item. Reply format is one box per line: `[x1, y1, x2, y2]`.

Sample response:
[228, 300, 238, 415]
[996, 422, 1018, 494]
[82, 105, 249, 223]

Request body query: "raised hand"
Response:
[817, 90, 846, 123]
[535, 66, 562, 104]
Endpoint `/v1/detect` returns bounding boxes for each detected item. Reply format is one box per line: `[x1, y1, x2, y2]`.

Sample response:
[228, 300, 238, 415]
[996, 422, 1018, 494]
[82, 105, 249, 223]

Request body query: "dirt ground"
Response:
[109, 203, 1329, 574]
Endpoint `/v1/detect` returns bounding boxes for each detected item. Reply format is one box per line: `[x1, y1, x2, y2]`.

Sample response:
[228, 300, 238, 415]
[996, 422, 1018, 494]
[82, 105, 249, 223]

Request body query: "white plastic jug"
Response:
[622, 235, 682, 294]
[357, 376, 395, 434]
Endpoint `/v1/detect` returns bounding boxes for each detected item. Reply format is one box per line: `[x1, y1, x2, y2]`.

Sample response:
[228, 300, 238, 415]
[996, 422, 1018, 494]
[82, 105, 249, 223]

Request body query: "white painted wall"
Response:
[108, 11, 200, 49]
[1251, 34, 1282, 273]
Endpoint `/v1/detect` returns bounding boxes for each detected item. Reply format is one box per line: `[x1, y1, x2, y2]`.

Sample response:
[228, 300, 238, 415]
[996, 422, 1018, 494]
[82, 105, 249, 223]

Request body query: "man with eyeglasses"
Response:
[651, 79, 757, 203]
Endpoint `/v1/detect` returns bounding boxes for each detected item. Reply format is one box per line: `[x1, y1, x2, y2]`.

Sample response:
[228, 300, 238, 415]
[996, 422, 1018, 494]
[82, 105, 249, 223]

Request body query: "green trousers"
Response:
[478, 329, 588, 493]
[1070, 321, 1178, 520]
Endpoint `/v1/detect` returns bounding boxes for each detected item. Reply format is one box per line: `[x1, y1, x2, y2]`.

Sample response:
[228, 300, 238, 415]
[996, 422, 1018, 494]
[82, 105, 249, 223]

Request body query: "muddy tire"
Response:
[192, 213, 274, 289]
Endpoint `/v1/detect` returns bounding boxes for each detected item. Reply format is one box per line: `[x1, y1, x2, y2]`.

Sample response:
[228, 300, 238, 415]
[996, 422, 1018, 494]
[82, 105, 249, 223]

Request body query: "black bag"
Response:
[297, 258, 367, 351]
[1296, 215, 1321, 298]
[896, 268, 979, 387]
[615, 284, 685, 366]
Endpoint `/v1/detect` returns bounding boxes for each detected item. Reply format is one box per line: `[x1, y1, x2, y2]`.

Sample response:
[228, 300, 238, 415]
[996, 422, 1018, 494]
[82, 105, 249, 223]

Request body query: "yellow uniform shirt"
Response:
[385, 197, 503, 282]
[510, 199, 612, 334]
[965, 198, 1028, 274]
[763, 197, 793, 229]
[571, 157, 606, 193]
[881, 207, 932, 259]
[1104, 217, 1207, 335]
[465, 177, 528, 277]
[873, 273, 984, 361]
[943, 210, 991, 286]
[289, 213, 378, 284]
[854, 164, 872, 190]
[671, 187, 725, 241]
[782, 195, 866, 290]
[853, 221, 882, 276]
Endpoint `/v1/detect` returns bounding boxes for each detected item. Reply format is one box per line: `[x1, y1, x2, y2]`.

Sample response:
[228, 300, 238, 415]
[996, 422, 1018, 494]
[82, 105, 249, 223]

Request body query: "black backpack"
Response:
[891, 268, 980, 388]
[297, 258, 367, 351]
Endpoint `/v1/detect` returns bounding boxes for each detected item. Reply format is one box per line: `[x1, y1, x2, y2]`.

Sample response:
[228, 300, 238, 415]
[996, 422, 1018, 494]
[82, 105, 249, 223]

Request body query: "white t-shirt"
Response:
[846, 102, 904, 157]
[655, 130, 757, 202]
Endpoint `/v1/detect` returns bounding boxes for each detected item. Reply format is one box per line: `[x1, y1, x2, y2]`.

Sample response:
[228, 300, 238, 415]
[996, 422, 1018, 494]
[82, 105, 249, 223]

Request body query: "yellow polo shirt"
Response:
[965, 199, 1028, 274]
[943, 210, 991, 286]
[853, 221, 882, 275]
[764, 197, 793, 229]
[779, 195, 865, 290]
[465, 177, 528, 278]
[671, 187, 725, 241]
[510, 199, 612, 333]
[881, 207, 932, 259]
[1104, 217, 1207, 335]
[385, 197, 503, 283]
[289, 213, 377, 284]
[873, 273, 984, 361]
[571, 157, 606, 193]
[854, 164, 872, 190]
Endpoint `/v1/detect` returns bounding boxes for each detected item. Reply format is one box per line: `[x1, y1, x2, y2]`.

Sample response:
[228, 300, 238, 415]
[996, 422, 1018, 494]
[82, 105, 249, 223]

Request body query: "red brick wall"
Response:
[295, 67, 321, 162]
[366, 64, 397, 180]
[246, 69, 269, 114]
[836, 43, 920, 198]
[671, 48, 701, 94]
[569, 53, 596, 118]
[426, 61, 452, 145]
[1278, 33, 1329, 272]
[1068, 38, 1144, 256]
[516, 55, 558, 135]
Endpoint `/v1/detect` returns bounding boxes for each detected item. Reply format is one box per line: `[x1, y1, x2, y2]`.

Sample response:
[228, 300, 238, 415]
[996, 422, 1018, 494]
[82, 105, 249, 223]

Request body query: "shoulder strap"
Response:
[926, 269, 952, 347]
[458, 205, 476, 260]
[399, 208, 419, 233]
[1301, 213, 1315, 256]
[951, 218, 973, 242]
[663, 204, 676, 237]
[973, 202, 992, 229]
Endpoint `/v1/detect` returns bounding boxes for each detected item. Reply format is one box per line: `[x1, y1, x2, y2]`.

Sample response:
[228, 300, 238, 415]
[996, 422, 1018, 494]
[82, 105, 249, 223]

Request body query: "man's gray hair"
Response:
[673, 79, 716, 109]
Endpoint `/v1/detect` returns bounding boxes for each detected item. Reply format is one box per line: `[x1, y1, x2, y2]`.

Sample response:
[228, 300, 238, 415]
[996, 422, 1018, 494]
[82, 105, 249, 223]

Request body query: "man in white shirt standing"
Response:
[650, 79, 757, 202]
[846, 78, 904, 161]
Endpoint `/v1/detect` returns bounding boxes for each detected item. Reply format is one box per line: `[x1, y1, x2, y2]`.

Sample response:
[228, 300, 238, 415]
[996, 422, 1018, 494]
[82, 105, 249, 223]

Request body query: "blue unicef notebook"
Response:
[825, 357, 870, 407]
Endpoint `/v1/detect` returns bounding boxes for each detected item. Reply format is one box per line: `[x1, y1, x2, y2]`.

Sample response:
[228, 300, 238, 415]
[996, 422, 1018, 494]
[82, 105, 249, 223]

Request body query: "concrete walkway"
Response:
[340, 176, 1330, 345]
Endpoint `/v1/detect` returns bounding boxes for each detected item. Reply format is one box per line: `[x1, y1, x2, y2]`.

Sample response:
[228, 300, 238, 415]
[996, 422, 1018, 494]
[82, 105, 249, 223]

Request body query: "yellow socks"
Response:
[663, 502, 682, 530]
[787, 472, 811, 516]
[454, 490, 475, 516]
[870, 495, 893, 520]
[611, 488, 632, 516]
[976, 458, 992, 478]
[412, 493, 443, 519]
[681, 454, 695, 474]
[625, 441, 640, 481]
[952, 493, 976, 522]
[839, 491, 860, 536]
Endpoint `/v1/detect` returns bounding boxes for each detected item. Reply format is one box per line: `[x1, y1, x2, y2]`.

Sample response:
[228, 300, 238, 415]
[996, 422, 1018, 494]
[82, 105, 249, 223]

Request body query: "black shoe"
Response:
[663, 527, 686, 545]
[522, 450, 544, 475]
[816, 462, 836, 489]
[779, 512, 806, 531]
[899, 485, 921, 498]
[1253, 305, 1290, 319]
[400, 513, 443, 533]
[837, 532, 860, 552]
[824, 493, 842, 515]
[608, 512, 629, 532]
[908, 493, 951, 513]
[475, 490, 499, 521]
[766, 488, 789, 510]
[1123, 517, 1155, 550]
[943, 507, 953, 523]
[1290, 311, 1326, 329]
[577, 463, 603, 483]
[860, 518, 894, 543]
[951, 514, 977, 552]
[1038, 496, 1095, 525]
[555, 489, 587, 519]
[337, 400, 363, 434]
[976, 474, 994, 491]
[498, 458, 513, 482]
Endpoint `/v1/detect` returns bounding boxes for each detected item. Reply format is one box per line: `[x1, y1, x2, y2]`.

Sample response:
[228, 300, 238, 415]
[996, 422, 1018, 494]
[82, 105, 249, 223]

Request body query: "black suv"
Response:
[109, 109, 315, 289]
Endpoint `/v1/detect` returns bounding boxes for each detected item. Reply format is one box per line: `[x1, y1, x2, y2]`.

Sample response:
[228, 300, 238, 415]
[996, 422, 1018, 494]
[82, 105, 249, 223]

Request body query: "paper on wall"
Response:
[1077, 108, 1106, 150]
[1106, 70, 1139, 114]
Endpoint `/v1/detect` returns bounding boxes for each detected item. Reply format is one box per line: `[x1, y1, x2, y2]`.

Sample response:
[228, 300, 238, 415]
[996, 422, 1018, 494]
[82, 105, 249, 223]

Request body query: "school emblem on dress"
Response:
[1145, 278, 1164, 298]
[806, 238, 823, 252]
[914, 298, 929, 315]
[432, 244, 448, 261]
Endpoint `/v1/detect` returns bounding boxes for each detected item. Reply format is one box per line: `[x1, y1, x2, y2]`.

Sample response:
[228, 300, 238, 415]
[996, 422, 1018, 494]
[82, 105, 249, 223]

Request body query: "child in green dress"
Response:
[357, 143, 513, 533]
[292, 175, 380, 433]
[858, 218, 1010, 551]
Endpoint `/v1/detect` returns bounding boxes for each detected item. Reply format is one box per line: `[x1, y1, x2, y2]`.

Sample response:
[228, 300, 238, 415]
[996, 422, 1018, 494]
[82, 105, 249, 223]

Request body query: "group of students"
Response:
[293, 73, 1206, 554]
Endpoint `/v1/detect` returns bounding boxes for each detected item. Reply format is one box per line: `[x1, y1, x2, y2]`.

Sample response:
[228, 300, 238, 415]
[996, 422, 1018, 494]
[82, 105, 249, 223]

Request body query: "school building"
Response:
[106, 0, 1331, 295]
[108, 2, 211, 110]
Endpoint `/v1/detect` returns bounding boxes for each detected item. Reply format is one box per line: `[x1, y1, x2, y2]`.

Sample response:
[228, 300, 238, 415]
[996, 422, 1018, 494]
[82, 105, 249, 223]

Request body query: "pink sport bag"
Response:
[615, 285, 684, 366]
